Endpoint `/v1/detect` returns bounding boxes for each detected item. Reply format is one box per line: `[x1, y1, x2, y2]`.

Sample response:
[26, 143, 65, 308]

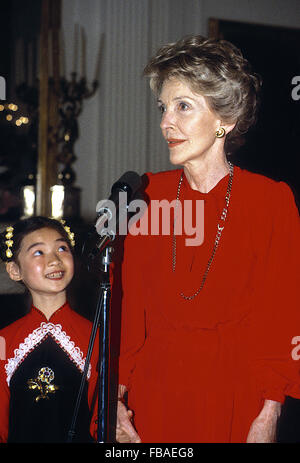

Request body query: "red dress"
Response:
[0, 302, 99, 443]
[116, 166, 300, 443]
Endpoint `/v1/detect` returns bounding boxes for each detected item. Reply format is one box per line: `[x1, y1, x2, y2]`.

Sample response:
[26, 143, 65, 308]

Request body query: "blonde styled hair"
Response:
[144, 35, 262, 154]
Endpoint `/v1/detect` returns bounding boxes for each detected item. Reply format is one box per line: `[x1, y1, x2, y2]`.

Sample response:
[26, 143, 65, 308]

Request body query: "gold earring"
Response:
[216, 127, 226, 138]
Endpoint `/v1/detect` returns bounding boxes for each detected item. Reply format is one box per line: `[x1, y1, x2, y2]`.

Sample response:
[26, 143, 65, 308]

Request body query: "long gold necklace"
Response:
[172, 162, 234, 300]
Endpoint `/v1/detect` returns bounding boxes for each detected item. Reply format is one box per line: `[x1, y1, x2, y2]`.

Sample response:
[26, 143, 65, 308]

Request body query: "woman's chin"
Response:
[169, 151, 184, 166]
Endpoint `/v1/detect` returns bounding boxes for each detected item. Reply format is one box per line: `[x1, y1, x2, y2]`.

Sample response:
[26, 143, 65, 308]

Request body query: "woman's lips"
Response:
[167, 139, 186, 148]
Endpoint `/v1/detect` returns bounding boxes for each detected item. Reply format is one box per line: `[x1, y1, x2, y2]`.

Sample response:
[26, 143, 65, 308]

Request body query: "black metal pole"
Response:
[67, 291, 103, 443]
[97, 247, 112, 443]
[67, 246, 113, 443]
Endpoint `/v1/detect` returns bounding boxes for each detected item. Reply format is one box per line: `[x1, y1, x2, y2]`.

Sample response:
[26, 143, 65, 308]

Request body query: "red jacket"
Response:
[0, 302, 99, 442]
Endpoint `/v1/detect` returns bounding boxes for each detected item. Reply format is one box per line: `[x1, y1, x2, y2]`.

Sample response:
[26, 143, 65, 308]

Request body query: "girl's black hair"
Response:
[0, 216, 75, 263]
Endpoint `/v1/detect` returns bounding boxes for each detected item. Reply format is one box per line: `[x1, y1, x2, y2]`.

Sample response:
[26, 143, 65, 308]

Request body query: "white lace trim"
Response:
[5, 322, 91, 386]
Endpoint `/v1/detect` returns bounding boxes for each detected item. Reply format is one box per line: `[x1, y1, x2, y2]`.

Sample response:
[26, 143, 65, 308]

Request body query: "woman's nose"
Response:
[160, 109, 176, 131]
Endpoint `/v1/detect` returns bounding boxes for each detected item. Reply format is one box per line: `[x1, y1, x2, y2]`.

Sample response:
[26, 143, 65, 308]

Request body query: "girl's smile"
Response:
[45, 271, 65, 280]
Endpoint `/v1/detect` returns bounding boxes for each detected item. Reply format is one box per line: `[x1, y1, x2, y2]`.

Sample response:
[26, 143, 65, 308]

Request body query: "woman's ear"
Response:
[223, 120, 237, 135]
[215, 119, 236, 138]
[6, 261, 22, 282]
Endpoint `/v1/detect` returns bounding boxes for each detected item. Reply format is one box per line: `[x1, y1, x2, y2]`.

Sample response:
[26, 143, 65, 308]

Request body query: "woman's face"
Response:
[158, 78, 223, 166]
[7, 227, 74, 300]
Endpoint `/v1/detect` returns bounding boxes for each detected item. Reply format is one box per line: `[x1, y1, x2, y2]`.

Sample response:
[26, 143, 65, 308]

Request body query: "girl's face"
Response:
[7, 227, 74, 301]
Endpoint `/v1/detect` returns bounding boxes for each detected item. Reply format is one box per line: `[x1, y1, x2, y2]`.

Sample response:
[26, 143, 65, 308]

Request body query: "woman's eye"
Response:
[178, 101, 190, 111]
[158, 104, 166, 114]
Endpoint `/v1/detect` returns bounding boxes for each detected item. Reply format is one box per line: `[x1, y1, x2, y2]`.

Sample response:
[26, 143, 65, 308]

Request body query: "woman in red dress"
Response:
[115, 35, 300, 443]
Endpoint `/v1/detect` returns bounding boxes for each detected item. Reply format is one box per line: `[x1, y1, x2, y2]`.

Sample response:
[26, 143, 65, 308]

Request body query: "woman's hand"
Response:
[116, 400, 142, 443]
[116, 385, 142, 443]
[246, 399, 282, 443]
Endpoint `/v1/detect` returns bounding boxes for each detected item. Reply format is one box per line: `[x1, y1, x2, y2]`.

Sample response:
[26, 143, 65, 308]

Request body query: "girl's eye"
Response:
[58, 245, 69, 252]
[33, 250, 43, 256]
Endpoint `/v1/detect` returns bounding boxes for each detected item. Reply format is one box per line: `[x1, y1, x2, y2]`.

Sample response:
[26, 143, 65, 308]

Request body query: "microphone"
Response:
[95, 171, 142, 235]
[82, 171, 142, 262]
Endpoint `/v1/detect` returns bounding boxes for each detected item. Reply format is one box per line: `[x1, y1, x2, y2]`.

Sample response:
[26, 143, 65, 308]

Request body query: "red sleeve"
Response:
[249, 182, 300, 403]
[114, 231, 147, 390]
[111, 174, 155, 391]
[0, 357, 10, 443]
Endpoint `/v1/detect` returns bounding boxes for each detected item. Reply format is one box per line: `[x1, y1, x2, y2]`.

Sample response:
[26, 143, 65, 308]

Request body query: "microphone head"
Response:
[81, 171, 143, 271]
[111, 171, 141, 199]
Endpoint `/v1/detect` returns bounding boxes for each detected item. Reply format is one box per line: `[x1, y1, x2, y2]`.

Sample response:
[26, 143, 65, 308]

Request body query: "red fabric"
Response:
[0, 302, 99, 443]
[116, 166, 300, 443]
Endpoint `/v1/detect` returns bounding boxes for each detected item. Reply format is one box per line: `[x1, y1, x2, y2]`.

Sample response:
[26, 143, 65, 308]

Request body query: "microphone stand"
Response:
[67, 244, 113, 443]
[67, 176, 143, 443]
[97, 245, 113, 442]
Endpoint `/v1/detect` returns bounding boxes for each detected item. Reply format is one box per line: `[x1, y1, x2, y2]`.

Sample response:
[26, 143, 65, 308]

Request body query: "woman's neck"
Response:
[31, 292, 67, 321]
[183, 155, 230, 193]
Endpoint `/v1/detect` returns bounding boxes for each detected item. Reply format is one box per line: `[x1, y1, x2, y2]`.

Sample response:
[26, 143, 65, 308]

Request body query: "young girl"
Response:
[0, 217, 98, 443]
